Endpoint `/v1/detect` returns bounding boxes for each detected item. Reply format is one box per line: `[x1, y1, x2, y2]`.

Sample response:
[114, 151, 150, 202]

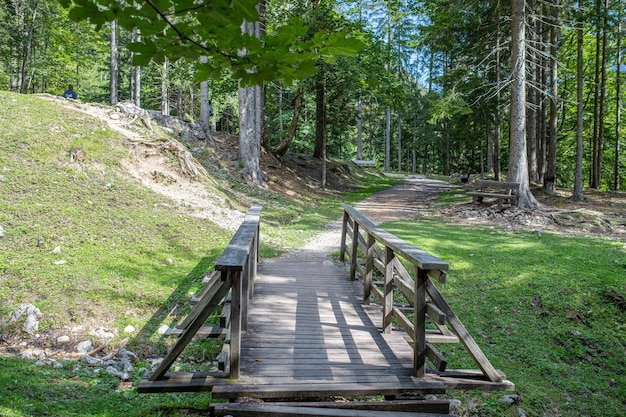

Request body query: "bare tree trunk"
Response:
[199, 57, 213, 137]
[357, 99, 363, 160]
[527, 0, 539, 183]
[110, 19, 118, 106]
[544, 0, 559, 195]
[595, 0, 609, 189]
[132, 29, 141, 107]
[314, 68, 326, 159]
[238, 4, 266, 186]
[573, 0, 585, 201]
[397, 115, 402, 172]
[274, 84, 304, 157]
[615, 1, 622, 190]
[161, 59, 169, 116]
[494, 33, 502, 181]
[510, 0, 539, 208]
[385, 106, 391, 171]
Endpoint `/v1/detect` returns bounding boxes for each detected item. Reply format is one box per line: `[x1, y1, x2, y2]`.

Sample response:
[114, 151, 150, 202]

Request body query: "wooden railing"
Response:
[146, 204, 262, 383]
[340, 203, 503, 382]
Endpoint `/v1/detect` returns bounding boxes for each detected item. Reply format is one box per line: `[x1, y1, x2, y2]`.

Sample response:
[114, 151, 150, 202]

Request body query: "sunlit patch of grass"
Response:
[381, 218, 626, 417]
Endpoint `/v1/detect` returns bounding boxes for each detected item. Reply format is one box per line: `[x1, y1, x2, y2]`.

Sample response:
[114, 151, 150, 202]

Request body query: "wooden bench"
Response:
[352, 159, 376, 168]
[467, 180, 520, 209]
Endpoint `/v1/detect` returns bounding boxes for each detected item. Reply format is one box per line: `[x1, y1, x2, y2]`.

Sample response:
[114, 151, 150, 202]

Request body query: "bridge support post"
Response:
[230, 271, 242, 379]
[414, 267, 427, 377]
[382, 247, 394, 334]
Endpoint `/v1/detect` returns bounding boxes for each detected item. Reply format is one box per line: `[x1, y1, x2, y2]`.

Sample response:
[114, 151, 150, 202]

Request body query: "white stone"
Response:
[0, 225, 4, 236]
[76, 340, 93, 354]
[124, 325, 135, 334]
[57, 335, 70, 343]
[52, 246, 62, 253]
[157, 325, 171, 335]
[21, 348, 46, 360]
[89, 327, 116, 340]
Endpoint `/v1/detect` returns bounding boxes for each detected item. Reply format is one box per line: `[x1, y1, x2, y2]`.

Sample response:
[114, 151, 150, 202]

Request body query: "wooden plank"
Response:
[169, 325, 226, 339]
[191, 270, 221, 303]
[212, 403, 454, 417]
[426, 302, 447, 325]
[137, 371, 228, 393]
[425, 342, 447, 372]
[262, 399, 451, 414]
[212, 380, 446, 399]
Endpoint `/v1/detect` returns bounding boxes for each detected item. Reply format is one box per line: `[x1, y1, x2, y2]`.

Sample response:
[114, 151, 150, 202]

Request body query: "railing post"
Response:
[363, 233, 375, 304]
[349, 221, 360, 281]
[414, 267, 427, 377]
[382, 246, 394, 334]
[230, 271, 242, 379]
[340, 210, 349, 261]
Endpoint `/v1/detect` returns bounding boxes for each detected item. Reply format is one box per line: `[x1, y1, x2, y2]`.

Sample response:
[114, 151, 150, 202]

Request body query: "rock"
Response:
[89, 327, 116, 340]
[76, 340, 93, 354]
[501, 394, 522, 406]
[518, 408, 528, 417]
[9, 304, 43, 334]
[54, 260, 66, 265]
[81, 355, 103, 366]
[157, 325, 170, 335]
[52, 246, 61, 253]
[449, 399, 462, 415]
[105, 366, 130, 381]
[0, 225, 4, 237]
[124, 325, 135, 334]
[57, 335, 70, 343]
[21, 348, 45, 360]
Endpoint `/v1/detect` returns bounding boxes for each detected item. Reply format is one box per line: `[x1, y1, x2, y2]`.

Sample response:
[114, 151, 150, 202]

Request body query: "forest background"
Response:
[1, 0, 625, 197]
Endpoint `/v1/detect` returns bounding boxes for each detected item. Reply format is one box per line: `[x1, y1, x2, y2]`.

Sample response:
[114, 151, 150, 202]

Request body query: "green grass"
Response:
[382, 219, 626, 417]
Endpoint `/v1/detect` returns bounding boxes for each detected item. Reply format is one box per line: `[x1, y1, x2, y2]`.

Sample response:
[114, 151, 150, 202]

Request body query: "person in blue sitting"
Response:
[62, 84, 77, 99]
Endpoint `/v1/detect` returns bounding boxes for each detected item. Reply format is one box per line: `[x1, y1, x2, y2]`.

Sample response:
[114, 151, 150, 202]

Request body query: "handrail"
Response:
[339, 203, 503, 382]
[147, 204, 262, 381]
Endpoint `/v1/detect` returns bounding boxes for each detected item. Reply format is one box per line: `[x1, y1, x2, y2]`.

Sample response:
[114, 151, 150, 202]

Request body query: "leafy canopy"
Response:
[59, 0, 364, 85]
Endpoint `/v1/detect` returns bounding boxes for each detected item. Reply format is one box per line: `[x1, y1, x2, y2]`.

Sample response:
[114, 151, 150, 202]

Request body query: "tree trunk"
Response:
[526, 0, 539, 183]
[357, 99, 363, 160]
[199, 57, 213, 137]
[494, 33, 502, 181]
[509, 0, 538, 208]
[385, 106, 391, 171]
[274, 84, 304, 157]
[314, 67, 326, 159]
[544, 1, 559, 195]
[614, 2, 622, 190]
[161, 59, 169, 116]
[133, 29, 141, 107]
[573, 0, 585, 201]
[397, 115, 402, 172]
[595, 0, 609, 189]
[110, 19, 118, 106]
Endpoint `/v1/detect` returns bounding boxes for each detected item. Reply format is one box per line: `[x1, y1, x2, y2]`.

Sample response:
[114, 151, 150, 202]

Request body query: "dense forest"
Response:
[1, 0, 624, 197]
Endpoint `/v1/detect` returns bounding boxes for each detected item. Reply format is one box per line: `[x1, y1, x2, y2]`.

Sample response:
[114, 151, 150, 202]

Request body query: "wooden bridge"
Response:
[139, 204, 514, 416]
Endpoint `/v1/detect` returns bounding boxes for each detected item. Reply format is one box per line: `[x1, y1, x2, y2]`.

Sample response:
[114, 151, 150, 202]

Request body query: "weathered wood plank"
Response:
[212, 403, 454, 417]
[262, 399, 451, 414]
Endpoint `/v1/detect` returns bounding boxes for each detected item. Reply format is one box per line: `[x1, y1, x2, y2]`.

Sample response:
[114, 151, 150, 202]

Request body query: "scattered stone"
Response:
[157, 325, 171, 335]
[119, 349, 137, 372]
[124, 325, 135, 334]
[518, 408, 528, 417]
[109, 113, 121, 120]
[468, 397, 482, 411]
[21, 348, 45, 360]
[52, 246, 61, 253]
[0, 225, 4, 237]
[89, 327, 116, 340]
[81, 355, 104, 366]
[76, 340, 93, 354]
[105, 366, 130, 381]
[9, 303, 43, 334]
[54, 260, 66, 265]
[501, 394, 522, 406]
[57, 335, 71, 343]
[448, 399, 462, 415]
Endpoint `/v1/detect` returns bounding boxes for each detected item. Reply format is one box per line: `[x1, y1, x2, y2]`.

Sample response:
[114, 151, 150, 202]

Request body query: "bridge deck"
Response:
[213, 252, 449, 400]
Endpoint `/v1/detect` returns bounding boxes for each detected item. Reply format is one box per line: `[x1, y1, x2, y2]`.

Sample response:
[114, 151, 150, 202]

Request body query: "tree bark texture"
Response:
[110, 19, 118, 106]
[544, 1, 559, 195]
[573, 0, 585, 201]
[509, 0, 538, 208]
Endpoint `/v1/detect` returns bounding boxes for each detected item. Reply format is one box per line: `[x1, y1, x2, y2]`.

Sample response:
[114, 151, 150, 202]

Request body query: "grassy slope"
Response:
[383, 219, 626, 417]
[0, 91, 399, 416]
